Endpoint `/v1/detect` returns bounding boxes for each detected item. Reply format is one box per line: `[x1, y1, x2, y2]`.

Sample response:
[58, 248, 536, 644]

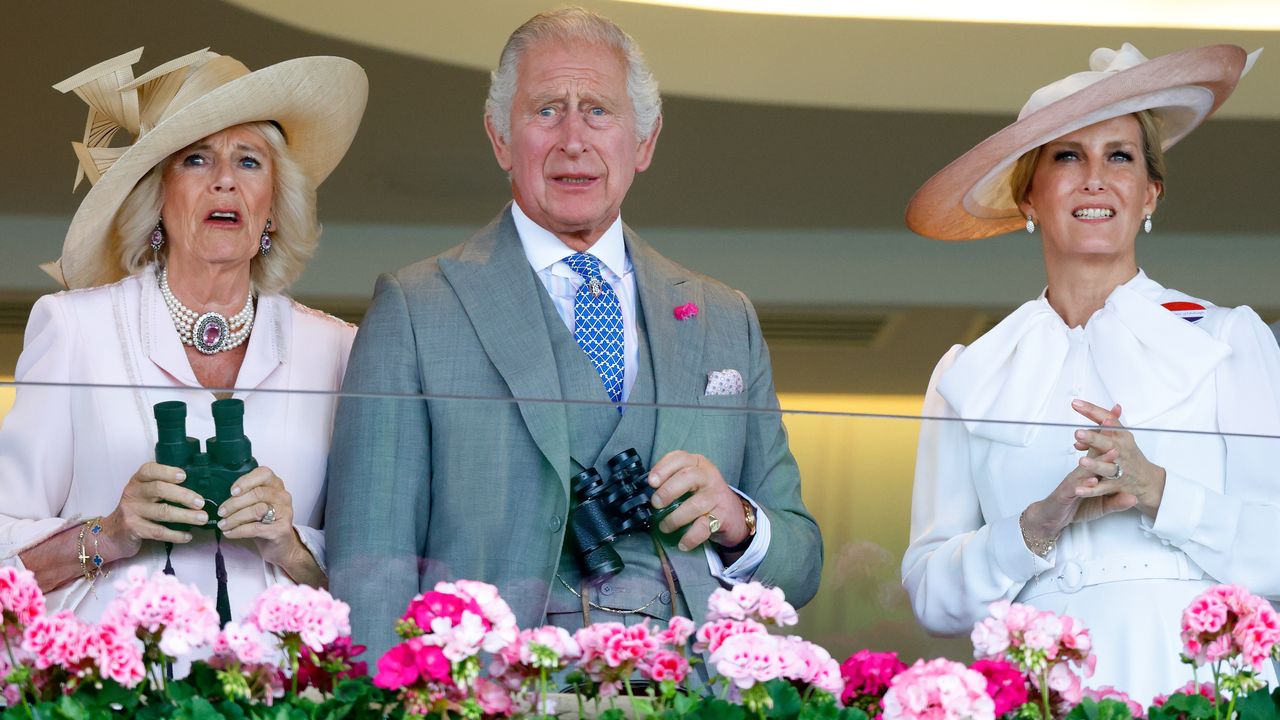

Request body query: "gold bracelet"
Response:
[76, 517, 108, 591]
[1018, 510, 1056, 558]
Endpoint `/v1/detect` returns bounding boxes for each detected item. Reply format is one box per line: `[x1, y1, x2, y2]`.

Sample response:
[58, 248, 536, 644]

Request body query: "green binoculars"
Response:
[153, 399, 258, 531]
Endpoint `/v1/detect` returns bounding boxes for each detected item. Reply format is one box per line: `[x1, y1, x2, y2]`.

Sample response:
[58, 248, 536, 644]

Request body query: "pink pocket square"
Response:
[705, 369, 744, 396]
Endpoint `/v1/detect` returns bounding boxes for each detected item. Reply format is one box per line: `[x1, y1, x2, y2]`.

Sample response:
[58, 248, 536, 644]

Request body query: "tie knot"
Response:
[562, 252, 603, 280]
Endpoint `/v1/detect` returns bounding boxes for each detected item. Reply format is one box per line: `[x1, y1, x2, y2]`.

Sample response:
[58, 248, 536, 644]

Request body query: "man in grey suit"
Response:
[326, 8, 822, 659]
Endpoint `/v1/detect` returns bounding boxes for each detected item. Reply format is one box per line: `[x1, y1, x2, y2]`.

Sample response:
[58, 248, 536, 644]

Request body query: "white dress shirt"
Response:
[510, 203, 770, 583]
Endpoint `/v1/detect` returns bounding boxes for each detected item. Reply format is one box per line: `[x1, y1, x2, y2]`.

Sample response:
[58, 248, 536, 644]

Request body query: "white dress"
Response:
[902, 270, 1280, 703]
[0, 267, 355, 623]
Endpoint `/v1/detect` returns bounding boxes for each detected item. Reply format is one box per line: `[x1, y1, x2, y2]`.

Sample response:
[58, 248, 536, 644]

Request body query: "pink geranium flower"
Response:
[883, 658, 995, 720]
[0, 567, 45, 634]
[102, 566, 220, 658]
[655, 616, 695, 647]
[642, 649, 691, 684]
[246, 584, 350, 653]
[1180, 584, 1279, 673]
[694, 617, 768, 654]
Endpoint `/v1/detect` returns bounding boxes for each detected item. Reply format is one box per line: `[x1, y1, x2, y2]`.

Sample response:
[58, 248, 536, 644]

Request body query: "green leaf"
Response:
[599, 709, 628, 720]
[173, 696, 224, 720]
[53, 695, 90, 720]
[1236, 686, 1280, 720]
[693, 697, 748, 720]
[836, 706, 870, 720]
[1158, 692, 1217, 720]
[764, 681, 803, 720]
[799, 699, 840, 720]
[1064, 698, 1102, 720]
[672, 692, 701, 716]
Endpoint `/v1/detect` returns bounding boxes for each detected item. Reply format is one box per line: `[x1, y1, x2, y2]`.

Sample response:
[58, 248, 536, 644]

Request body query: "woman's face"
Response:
[161, 124, 274, 273]
[1019, 114, 1160, 260]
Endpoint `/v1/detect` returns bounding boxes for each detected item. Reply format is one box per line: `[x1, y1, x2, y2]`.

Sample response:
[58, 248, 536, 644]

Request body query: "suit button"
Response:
[659, 591, 671, 605]
[600, 583, 613, 596]
[548, 515, 562, 532]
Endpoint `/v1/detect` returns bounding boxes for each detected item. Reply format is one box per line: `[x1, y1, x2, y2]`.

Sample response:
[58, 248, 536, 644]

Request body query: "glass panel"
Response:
[2, 377, 1278, 698]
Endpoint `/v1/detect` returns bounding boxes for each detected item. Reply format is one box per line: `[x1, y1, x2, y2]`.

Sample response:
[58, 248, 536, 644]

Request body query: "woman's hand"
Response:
[1023, 402, 1137, 546]
[100, 463, 206, 561]
[214, 467, 300, 565]
[1070, 399, 1167, 518]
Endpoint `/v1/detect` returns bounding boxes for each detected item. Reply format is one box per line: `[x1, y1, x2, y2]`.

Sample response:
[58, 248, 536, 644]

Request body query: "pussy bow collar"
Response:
[937, 270, 1231, 446]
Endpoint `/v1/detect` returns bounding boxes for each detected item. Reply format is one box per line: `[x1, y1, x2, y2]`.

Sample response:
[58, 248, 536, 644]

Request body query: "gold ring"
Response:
[706, 512, 721, 534]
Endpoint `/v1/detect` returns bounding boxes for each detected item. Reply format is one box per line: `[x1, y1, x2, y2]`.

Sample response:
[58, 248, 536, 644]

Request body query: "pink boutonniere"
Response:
[673, 302, 699, 321]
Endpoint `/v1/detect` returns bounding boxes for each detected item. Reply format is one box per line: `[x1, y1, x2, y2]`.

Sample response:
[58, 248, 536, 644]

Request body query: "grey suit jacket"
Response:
[326, 207, 822, 658]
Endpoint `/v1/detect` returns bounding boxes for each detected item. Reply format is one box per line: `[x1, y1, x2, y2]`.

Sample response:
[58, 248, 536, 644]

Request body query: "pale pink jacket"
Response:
[0, 267, 354, 622]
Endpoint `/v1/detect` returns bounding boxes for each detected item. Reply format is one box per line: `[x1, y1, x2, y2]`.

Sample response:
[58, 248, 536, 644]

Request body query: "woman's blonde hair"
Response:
[1009, 110, 1167, 207]
[111, 121, 319, 295]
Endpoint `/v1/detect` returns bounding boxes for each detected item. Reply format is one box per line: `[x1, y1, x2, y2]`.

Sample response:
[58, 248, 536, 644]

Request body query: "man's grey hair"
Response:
[485, 7, 662, 143]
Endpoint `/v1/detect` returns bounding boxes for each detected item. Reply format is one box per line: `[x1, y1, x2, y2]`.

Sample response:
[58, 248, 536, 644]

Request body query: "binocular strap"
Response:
[574, 534, 681, 626]
[163, 542, 176, 681]
[213, 529, 232, 627]
[161, 535, 233, 628]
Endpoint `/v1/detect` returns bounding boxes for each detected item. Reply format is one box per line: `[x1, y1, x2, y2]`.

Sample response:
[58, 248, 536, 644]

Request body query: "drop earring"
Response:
[1025, 215, 1035, 234]
[1144, 214, 1153, 234]
[259, 219, 272, 256]
[150, 219, 165, 252]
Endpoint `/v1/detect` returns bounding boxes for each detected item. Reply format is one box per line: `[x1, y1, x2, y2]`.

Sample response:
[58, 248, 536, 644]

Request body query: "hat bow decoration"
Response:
[52, 48, 248, 191]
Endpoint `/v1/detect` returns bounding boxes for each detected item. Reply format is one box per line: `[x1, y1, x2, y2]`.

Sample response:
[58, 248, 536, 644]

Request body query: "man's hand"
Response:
[648, 451, 752, 552]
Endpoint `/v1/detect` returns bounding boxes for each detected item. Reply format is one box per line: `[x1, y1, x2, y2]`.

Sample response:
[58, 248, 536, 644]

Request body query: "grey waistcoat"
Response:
[535, 283, 680, 624]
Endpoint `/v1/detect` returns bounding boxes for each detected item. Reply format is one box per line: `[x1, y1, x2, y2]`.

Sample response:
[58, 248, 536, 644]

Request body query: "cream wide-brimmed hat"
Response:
[47, 47, 368, 288]
[905, 43, 1259, 241]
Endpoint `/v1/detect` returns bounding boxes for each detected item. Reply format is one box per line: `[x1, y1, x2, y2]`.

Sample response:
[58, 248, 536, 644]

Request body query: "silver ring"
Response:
[1103, 462, 1124, 481]
[260, 504, 277, 524]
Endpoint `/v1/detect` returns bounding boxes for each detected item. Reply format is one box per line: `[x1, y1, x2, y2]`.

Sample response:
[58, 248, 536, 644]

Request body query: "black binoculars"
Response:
[567, 448, 690, 580]
[153, 399, 258, 530]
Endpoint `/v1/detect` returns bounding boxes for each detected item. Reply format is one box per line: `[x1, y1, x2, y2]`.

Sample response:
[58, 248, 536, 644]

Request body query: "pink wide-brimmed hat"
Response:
[906, 43, 1258, 241]
[47, 47, 368, 288]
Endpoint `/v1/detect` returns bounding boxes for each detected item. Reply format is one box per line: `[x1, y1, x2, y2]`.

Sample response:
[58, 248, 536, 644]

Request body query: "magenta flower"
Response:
[373, 642, 422, 690]
[840, 649, 907, 715]
[673, 303, 698, 320]
[970, 658, 1029, 716]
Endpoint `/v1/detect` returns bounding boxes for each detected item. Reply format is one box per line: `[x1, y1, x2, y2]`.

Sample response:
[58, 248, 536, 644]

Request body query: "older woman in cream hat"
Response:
[901, 44, 1273, 702]
[0, 48, 366, 625]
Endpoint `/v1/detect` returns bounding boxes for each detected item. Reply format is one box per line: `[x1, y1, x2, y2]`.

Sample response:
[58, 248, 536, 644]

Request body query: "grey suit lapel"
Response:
[439, 207, 571, 484]
[627, 228, 706, 457]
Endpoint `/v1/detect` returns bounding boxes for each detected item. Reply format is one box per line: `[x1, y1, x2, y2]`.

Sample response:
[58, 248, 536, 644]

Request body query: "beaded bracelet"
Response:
[76, 517, 108, 592]
[1018, 510, 1057, 558]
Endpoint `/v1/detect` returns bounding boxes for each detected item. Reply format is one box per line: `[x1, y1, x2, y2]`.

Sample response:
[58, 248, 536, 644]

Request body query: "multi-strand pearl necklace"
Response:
[158, 267, 255, 355]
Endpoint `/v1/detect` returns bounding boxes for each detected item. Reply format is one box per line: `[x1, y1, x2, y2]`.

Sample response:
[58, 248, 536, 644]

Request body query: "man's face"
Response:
[486, 40, 660, 250]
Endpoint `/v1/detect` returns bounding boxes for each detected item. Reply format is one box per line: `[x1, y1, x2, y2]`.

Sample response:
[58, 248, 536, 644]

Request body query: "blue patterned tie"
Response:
[563, 253, 624, 404]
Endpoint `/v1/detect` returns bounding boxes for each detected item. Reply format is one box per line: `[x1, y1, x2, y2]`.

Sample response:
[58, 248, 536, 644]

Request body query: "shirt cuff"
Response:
[705, 489, 771, 584]
[991, 512, 1054, 583]
[1144, 470, 1204, 547]
[293, 524, 327, 575]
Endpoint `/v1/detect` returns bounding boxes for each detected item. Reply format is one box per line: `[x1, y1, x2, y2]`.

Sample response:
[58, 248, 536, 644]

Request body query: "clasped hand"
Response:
[646, 450, 752, 553]
[101, 464, 298, 566]
[1024, 400, 1167, 540]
